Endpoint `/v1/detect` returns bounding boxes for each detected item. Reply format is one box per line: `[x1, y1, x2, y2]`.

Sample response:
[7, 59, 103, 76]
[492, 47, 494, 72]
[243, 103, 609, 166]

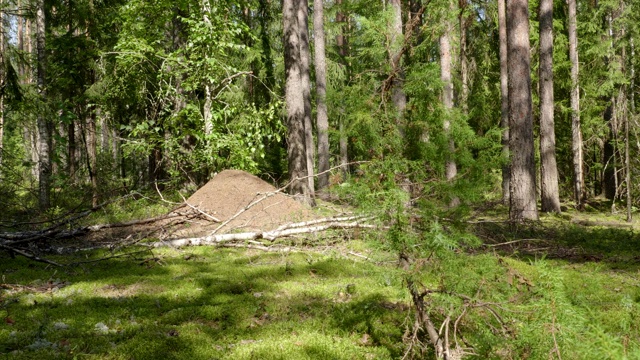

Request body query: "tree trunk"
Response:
[628, 37, 635, 222]
[297, 0, 315, 193]
[87, 105, 98, 207]
[539, 0, 561, 213]
[284, 0, 314, 206]
[68, 121, 76, 181]
[567, 0, 585, 208]
[0, 0, 4, 170]
[336, 0, 349, 177]
[507, 0, 538, 221]
[36, 0, 51, 211]
[389, 0, 406, 133]
[459, 0, 469, 114]
[440, 9, 459, 207]
[314, 0, 330, 190]
[498, 0, 510, 206]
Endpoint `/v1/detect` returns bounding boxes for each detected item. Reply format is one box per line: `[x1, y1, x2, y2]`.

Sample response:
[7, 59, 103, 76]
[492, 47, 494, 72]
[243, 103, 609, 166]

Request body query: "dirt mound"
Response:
[178, 170, 314, 235]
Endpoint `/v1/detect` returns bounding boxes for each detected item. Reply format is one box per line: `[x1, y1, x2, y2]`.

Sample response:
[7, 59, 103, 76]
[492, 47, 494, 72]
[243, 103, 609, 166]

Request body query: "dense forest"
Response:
[1, 0, 640, 358]
[0, 0, 638, 216]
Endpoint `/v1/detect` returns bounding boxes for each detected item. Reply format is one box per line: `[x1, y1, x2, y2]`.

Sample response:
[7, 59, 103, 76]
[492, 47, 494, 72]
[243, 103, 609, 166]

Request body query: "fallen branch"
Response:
[0, 243, 63, 267]
[153, 220, 378, 248]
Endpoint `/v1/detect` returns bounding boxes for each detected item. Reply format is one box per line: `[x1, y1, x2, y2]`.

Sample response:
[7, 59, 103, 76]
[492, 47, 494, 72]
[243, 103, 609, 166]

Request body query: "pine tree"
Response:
[507, 0, 538, 221]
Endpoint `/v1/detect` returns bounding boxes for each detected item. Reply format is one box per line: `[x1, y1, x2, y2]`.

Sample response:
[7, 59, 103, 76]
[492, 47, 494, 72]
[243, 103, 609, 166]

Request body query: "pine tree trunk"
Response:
[36, 0, 51, 211]
[297, 0, 315, 193]
[336, 0, 349, 177]
[0, 0, 4, 170]
[389, 0, 406, 133]
[440, 11, 459, 207]
[539, 0, 561, 213]
[284, 0, 313, 206]
[498, 0, 510, 206]
[628, 37, 635, 222]
[567, 0, 585, 208]
[507, 0, 538, 221]
[459, 0, 469, 114]
[314, 0, 330, 190]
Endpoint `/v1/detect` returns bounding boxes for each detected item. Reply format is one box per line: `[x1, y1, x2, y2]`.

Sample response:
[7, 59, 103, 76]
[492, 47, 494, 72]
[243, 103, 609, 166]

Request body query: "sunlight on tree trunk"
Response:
[389, 0, 406, 135]
[314, 0, 330, 191]
[498, 0, 510, 206]
[36, 0, 51, 211]
[568, 0, 585, 209]
[440, 7, 459, 207]
[284, 0, 314, 206]
[298, 0, 315, 194]
[539, 0, 561, 213]
[507, 0, 538, 221]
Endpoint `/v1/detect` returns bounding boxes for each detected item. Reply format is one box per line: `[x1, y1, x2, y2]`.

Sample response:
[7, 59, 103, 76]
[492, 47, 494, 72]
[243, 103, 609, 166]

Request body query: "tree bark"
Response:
[440, 8, 459, 207]
[314, 0, 330, 190]
[87, 104, 98, 207]
[628, 37, 635, 222]
[36, 0, 52, 211]
[538, 0, 561, 213]
[0, 0, 4, 170]
[336, 0, 349, 177]
[297, 0, 315, 193]
[567, 0, 585, 208]
[507, 0, 538, 221]
[498, 0, 510, 206]
[389, 0, 406, 133]
[284, 0, 314, 206]
[459, 0, 469, 114]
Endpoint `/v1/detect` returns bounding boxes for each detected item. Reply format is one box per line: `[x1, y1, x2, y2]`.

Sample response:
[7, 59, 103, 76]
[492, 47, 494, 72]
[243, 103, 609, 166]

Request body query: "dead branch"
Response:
[0, 243, 62, 267]
[274, 215, 373, 231]
[153, 219, 378, 248]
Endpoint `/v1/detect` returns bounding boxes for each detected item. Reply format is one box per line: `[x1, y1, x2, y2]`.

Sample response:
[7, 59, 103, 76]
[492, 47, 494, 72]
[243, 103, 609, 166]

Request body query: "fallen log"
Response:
[152, 219, 378, 248]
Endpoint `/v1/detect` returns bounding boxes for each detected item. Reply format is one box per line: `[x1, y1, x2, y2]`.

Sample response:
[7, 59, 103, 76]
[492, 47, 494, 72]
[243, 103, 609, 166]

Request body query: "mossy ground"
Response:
[1, 203, 640, 359]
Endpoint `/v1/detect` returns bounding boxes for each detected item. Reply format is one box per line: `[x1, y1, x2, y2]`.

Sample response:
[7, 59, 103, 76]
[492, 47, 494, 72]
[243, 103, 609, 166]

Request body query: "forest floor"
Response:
[1, 174, 640, 359]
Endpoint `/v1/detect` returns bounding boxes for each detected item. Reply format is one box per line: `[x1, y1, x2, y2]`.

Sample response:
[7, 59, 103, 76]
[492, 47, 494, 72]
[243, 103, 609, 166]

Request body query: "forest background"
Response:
[1, 0, 640, 358]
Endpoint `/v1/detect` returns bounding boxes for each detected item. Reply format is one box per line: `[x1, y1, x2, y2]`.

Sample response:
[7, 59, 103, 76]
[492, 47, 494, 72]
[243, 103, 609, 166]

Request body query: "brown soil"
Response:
[173, 169, 315, 237]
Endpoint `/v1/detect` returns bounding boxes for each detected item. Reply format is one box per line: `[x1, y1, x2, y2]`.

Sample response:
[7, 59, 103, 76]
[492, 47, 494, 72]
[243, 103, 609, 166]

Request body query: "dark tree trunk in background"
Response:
[507, 0, 538, 221]
[297, 0, 315, 193]
[539, 0, 561, 213]
[87, 103, 98, 207]
[284, 0, 314, 206]
[36, 0, 51, 211]
[498, 0, 510, 206]
[568, 0, 585, 208]
[314, 0, 330, 190]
